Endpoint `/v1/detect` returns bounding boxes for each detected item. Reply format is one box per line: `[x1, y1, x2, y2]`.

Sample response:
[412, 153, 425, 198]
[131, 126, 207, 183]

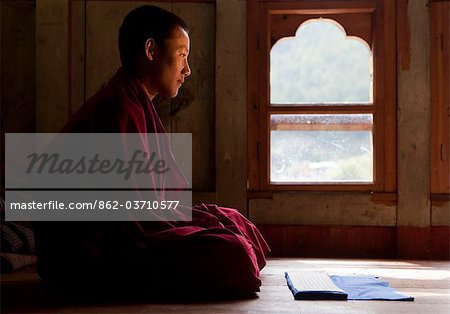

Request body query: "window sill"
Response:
[431, 194, 450, 207]
[247, 190, 397, 205]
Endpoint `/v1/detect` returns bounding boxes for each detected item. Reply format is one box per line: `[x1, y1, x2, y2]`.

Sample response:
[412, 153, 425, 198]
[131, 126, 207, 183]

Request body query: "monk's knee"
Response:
[205, 235, 261, 291]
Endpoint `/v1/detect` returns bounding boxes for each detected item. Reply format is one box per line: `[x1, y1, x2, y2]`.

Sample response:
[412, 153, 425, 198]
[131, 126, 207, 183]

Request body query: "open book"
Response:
[285, 271, 348, 300]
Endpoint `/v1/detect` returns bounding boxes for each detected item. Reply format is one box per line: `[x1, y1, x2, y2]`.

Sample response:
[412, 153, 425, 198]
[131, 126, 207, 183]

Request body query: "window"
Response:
[248, 0, 396, 192]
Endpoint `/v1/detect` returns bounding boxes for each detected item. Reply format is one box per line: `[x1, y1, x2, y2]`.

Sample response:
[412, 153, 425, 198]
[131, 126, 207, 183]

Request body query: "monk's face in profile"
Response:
[149, 26, 191, 98]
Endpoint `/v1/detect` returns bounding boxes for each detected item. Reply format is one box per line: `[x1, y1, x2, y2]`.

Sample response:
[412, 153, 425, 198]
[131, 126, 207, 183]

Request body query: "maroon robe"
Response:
[34, 68, 270, 296]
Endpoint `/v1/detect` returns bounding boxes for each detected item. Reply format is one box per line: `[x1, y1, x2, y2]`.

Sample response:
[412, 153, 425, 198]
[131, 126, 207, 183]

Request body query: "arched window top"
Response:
[273, 18, 371, 51]
[270, 19, 373, 105]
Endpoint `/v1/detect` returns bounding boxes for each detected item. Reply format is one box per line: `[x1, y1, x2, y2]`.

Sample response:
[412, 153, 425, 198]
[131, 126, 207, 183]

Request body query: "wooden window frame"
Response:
[247, 0, 397, 192]
[430, 0, 450, 203]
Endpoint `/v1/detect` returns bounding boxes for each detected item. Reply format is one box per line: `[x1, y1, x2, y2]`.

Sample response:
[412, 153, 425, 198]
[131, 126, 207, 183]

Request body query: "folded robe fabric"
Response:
[0, 253, 36, 273]
[1, 221, 35, 253]
[0, 221, 36, 273]
[34, 68, 270, 294]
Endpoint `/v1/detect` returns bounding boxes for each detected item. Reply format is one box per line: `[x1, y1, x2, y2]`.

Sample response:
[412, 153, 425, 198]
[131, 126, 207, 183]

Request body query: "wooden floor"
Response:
[1, 258, 449, 313]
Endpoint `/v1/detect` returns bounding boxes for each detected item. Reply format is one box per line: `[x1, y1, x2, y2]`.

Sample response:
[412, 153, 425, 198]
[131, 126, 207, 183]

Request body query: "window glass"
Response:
[270, 114, 374, 183]
[270, 19, 373, 105]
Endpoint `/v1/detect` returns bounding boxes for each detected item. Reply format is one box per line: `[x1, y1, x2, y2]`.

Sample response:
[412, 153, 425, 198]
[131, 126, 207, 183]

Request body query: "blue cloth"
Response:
[330, 275, 414, 301]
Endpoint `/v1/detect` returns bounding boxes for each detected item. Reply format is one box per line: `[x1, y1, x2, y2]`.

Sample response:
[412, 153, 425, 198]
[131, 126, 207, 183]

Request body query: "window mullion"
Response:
[268, 105, 375, 114]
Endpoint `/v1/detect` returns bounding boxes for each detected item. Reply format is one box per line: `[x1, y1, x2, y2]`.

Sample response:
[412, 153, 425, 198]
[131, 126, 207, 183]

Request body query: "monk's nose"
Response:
[183, 61, 191, 77]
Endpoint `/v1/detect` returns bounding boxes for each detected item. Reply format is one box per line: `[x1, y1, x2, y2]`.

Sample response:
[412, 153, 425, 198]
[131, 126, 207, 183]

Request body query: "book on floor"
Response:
[285, 270, 348, 300]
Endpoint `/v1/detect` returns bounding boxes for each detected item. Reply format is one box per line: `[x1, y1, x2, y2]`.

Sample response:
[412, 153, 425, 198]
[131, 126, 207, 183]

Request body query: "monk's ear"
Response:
[144, 38, 156, 61]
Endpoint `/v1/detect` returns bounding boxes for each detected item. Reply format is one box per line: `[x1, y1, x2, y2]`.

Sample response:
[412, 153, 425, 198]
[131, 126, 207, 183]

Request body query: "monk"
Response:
[34, 5, 270, 298]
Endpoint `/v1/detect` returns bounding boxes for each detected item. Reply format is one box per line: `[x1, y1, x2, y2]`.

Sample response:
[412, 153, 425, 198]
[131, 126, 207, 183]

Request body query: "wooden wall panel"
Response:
[36, 0, 69, 132]
[215, 0, 248, 213]
[396, 0, 431, 228]
[432, 203, 450, 226]
[257, 225, 397, 258]
[80, 1, 215, 191]
[430, 226, 450, 260]
[249, 191, 397, 226]
[1, 0, 36, 133]
[258, 225, 449, 260]
[70, 0, 86, 115]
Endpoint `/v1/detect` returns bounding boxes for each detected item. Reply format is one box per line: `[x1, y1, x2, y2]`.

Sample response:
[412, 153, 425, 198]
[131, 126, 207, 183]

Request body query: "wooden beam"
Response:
[397, 0, 411, 70]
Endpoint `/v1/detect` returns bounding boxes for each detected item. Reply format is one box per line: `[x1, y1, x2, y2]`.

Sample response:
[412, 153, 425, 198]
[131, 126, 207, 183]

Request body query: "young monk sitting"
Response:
[34, 5, 270, 298]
